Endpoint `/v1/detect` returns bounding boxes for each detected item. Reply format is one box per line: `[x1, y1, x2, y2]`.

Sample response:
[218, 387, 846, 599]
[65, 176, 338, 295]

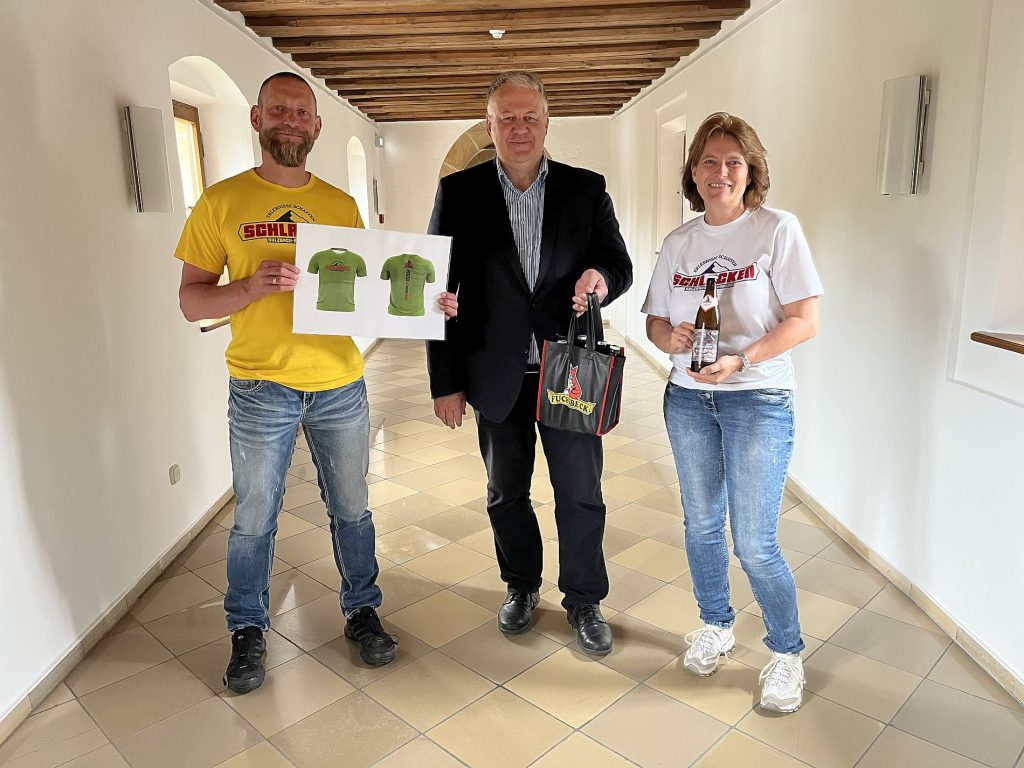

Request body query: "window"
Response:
[172, 100, 206, 214]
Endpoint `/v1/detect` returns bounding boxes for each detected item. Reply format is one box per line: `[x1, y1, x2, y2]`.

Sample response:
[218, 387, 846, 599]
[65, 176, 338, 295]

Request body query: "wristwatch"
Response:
[737, 352, 751, 373]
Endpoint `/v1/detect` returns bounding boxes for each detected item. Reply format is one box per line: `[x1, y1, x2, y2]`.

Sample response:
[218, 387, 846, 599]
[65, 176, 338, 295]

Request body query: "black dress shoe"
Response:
[223, 626, 266, 694]
[497, 590, 540, 634]
[567, 604, 613, 656]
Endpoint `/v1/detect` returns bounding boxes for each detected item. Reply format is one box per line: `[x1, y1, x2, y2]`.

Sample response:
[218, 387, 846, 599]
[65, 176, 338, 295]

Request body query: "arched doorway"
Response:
[347, 137, 370, 224]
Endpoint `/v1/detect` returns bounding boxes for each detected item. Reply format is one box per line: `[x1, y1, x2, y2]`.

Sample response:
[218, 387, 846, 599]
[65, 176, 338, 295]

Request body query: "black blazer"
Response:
[426, 159, 633, 422]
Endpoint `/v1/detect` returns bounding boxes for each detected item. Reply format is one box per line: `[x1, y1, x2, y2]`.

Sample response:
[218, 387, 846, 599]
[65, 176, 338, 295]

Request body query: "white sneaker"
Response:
[759, 652, 805, 712]
[682, 624, 735, 676]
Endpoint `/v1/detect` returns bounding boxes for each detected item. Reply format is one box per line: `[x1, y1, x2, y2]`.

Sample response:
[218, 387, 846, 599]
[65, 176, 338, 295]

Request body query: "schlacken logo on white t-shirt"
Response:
[672, 255, 761, 290]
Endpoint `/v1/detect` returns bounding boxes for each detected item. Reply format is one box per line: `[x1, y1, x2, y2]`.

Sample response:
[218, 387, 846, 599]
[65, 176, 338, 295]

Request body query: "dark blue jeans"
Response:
[225, 377, 381, 630]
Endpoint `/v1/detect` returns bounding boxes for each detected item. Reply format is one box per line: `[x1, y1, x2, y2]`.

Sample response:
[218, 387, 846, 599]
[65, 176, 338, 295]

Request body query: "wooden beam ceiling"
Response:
[214, 0, 750, 121]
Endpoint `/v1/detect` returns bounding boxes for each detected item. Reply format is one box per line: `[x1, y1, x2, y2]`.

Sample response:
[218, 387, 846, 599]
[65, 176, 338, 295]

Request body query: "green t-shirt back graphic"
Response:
[307, 248, 367, 312]
[380, 253, 435, 316]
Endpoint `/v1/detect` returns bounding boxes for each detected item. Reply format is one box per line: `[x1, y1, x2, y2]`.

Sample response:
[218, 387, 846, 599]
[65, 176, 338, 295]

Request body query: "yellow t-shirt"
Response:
[175, 169, 365, 391]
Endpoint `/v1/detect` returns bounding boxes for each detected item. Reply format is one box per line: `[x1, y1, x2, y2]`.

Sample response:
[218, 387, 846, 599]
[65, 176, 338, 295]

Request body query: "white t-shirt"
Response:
[642, 207, 823, 391]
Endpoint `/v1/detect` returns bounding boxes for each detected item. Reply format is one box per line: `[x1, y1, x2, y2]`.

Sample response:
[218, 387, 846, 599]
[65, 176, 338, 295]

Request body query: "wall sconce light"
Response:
[489, 29, 506, 39]
[375, 134, 384, 148]
[876, 74, 930, 195]
[124, 106, 173, 213]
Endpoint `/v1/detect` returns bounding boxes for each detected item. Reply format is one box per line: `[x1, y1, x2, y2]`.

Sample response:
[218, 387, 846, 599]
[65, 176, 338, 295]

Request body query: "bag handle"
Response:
[566, 292, 603, 352]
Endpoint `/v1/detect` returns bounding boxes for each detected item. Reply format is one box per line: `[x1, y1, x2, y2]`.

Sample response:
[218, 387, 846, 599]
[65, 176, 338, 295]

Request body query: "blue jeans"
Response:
[225, 377, 381, 631]
[664, 383, 804, 655]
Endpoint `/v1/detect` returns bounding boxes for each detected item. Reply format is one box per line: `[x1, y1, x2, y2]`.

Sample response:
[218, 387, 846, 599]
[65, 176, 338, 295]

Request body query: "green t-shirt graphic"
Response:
[380, 254, 435, 316]
[307, 248, 367, 312]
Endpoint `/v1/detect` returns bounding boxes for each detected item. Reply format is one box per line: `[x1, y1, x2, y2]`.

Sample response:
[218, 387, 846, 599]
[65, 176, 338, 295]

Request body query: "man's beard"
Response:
[260, 128, 315, 167]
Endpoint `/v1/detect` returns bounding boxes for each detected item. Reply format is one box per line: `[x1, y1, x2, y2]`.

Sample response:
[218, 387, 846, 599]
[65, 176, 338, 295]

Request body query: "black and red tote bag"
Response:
[536, 293, 625, 436]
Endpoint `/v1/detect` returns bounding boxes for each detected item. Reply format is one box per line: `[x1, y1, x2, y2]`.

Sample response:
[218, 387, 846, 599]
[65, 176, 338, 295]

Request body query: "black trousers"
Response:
[475, 371, 609, 608]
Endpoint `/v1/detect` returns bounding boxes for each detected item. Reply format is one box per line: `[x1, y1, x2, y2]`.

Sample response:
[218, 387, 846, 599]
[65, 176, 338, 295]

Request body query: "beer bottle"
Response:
[691, 276, 720, 372]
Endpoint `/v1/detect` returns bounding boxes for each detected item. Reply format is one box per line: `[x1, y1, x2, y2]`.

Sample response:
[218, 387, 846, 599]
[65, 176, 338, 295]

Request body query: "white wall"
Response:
[0, 0, 377, 722]
[611, 0, 1024, 680]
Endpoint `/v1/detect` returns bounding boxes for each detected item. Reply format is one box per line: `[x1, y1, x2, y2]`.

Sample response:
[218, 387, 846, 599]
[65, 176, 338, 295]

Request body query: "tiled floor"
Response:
[4, 338, 1024, 768]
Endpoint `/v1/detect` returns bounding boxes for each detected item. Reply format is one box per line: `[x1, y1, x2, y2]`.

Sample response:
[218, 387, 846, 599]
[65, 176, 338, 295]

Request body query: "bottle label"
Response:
[700, 295, 719, 311]
[691, 329, 720, 365]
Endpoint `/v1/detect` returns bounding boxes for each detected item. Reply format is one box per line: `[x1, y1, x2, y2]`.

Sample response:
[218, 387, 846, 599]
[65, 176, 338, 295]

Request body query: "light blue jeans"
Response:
[664, 383, 804, 655]
[225, 377, 381, 631]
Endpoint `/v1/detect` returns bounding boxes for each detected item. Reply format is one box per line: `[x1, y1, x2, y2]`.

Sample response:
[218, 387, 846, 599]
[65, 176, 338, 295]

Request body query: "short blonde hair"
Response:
[682, 112, 770, 212]
[486, 72, 548, 113]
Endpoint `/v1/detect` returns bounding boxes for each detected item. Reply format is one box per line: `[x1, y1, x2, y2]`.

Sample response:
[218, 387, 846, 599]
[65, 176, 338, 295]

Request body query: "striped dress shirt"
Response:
[497, 156, 549, 364]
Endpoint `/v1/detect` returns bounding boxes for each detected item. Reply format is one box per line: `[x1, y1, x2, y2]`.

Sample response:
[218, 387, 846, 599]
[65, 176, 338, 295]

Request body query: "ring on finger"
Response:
[272, 277, 278, 285]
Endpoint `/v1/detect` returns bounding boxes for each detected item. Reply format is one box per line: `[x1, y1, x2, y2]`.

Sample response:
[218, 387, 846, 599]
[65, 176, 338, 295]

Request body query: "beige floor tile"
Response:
[363, 651, 494, 731]
[600, 434, 637, 452]
[863, 583, 944, 632]
[829, 609, 950, 676]
[386, 590, 493, 647]
[605, 504, 678, 538]
[449, 565, 555, 612]
[634, 486, 683, 515]
[416, 506, 490, 541]
[601, 525, 647, 559]
[268, 570, 333, 617]
[386, 419, 437, 437]
[505, 647, 636, 727]
[775, 518, 837, 555]
[179, 631, 303, 694]
[282, 499, 327, 525]
[403, 445, 466, 467]
[310, 622, 433, 688]
[793, 557, 888, 608]
[802, 643, 921, 722]
[297, 555, 341, 590]
[619, 462, 679, 487]
[646, 656, 759, 725]
[403, 543, 493, 587]
[377, 436, 433, 456]
[375, 525, 450, 564]
[857, 727, 988, 768]
[275, 512, 316, 541]
[425, 477, 488, 506]
[428, 688, 571, 768]
[192, 557, 298, 595]
[0, 701, 104, 765]
[929, 643, 1023, 710]
[114, 698, 263, 768]
[601, 475, 663, 504]
[649, 520, 685, 550]
[738, 690, 883, 768]
[611, 440, 673, 461]
[287, 461, 320, 483]
[31, 682, 74, 714]
[672, 565, 756, 612]
[180, 529, 231, 570]
[385, 466, 462, 492]
[582, 685, 727, 767]
[458, 527, 498, 557]
[780, 502, 827, 529]
[270, 692, 416, 768]
[144, 599, 228, 655]
[282, 483, 323, 512]
[815, 538, 873, 571]
[531, 593, 580, 646]
[376, 565, 444, 616]
[129, 572, 221, 624]
[79, 659, 212, 740]
[273, 528, 335, 568]
[108, 612, 141, 636]
[440, 622, 562, 684]
[369, 480, 418, 508]
[692, 730, 807, 767]
[375, 494, 453, 525]
[745, 587, 859, 642]
[272, 595, 346, 651]
[289, 447, 312, 468]
[602, 452, 649, 474]
[65, 627, 172, 696]
[222, 655, 355, 737]
[371, 736, 465, 768]
[623, 584, 700, 637]
[893, 679, 1024, 768]
[430, 454, 488, 480]
[530, 733, 635, 767]
[60, 744, 133, 767]
[603, 562, 665, 613]
[599, 613, 685, 683]
[213, 741, 295, 767]
[367, 455, 426, 480]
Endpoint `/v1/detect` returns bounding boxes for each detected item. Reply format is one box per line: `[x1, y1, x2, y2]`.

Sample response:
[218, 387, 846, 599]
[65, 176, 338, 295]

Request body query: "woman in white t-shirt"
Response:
[642, 113, 823, 713]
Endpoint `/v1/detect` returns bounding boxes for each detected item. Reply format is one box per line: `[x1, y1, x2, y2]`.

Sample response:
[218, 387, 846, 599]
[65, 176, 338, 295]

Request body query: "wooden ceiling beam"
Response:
[218, 0, 749, 17]
[342, 86, 643, 101]
[274, 24, 719, 54]
[247, 4, 742, 36]
[294, 43, 696, 69]
[319, 65, 669, 82]
[324, 69, 663, 90]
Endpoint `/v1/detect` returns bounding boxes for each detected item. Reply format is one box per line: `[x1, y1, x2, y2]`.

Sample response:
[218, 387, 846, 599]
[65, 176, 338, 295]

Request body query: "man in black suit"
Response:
[427, 71, 632, 656]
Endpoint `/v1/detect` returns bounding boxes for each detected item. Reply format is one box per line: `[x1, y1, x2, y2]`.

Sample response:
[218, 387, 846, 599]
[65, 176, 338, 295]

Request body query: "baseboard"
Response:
[0, 487, 234, 745]
[785, 477, 1024, 708]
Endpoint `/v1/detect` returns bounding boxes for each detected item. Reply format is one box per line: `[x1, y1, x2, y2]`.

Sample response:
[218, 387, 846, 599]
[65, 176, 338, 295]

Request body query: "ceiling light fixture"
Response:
[488, 29, 506, 39]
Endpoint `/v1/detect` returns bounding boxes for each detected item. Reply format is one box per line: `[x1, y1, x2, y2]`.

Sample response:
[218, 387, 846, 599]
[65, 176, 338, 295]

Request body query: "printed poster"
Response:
[293, 223, 452, 340]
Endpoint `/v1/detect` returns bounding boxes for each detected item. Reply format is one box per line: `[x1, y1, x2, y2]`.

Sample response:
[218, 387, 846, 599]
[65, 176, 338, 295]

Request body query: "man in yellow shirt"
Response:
[175, 72, 395, 693]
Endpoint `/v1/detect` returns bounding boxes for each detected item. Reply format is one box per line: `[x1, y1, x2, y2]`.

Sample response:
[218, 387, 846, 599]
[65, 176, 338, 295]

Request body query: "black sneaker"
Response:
[223, 626, 266, 694]
[344, 607, 398, 666]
